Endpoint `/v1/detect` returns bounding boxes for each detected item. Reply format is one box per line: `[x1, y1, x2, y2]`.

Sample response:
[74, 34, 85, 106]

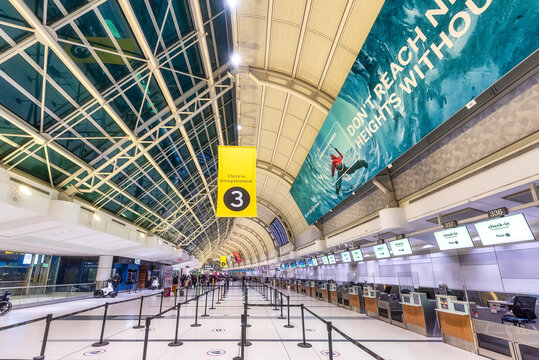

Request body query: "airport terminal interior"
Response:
[0, 0, 538, 359]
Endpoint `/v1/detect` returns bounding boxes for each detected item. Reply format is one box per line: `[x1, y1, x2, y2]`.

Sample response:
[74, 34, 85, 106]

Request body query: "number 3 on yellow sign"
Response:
[216, 146, 257, 217]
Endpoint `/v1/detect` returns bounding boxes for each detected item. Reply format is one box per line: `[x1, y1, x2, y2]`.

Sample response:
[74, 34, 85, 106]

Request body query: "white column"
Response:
[96, 256, 113, 282]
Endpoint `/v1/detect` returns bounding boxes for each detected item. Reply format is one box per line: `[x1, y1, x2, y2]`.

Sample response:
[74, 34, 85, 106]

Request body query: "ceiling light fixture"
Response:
[237, 124, 242, 130]
[18, 184, 32, 196]
[93, 213, 101, 221]
[231, 52, 241, 67]
[227, 0, 237, 7]
[422, 244, 435, 249]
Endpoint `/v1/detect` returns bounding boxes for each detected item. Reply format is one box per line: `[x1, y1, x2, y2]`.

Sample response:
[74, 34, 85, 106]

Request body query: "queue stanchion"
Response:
[133, 296, 145, 329]
[92, 303, 110, 347]
[201, 291, 209, 317]
[284, 295, 294, 328]
[297, 304, 312, 348]
[210, 287, 216, 310]
[141, 317, 152, 360]
[273, 289, 279, 310]
[155, 291, 164, 318]
[185, 286, 189, 303]
[168, 304, 183, 347]
[191, 295, 201, 327]
[174, 288, 178, 306]
[34, 314, 52, 360]
[278, 292, 286, 319]
[216, 285, 221, 304]
[327, 321, 334, 360]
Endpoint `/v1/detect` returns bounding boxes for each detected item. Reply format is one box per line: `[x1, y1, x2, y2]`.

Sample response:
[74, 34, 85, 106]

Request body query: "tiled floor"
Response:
[0, 283, 485, 360]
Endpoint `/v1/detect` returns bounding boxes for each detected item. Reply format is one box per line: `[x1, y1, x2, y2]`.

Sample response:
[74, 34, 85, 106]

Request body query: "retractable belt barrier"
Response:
[0, 283, 224, 360]
[236, 280, 385, 360]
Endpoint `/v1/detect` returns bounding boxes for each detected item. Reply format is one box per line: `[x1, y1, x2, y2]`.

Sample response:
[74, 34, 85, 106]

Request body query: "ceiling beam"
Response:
[248, 67, 333, 114]
[189, 0, 225, 146]
[117, 0, 218, 242]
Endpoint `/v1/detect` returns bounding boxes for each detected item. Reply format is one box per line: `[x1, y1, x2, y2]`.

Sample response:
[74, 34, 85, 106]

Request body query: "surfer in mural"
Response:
[330, 146, 368, 195]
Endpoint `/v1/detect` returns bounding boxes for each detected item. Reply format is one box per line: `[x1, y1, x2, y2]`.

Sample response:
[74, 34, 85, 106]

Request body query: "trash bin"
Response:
[164, 287, 171, 297]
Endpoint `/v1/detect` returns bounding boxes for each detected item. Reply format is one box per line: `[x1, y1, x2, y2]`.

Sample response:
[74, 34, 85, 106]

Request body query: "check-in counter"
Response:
[377, 293, 405, 328]
[308, 281, 316, 297]
[401, 292, 440, 337]
[320, 283, 329, 301]
[329, 283, 338, 304]
[289, 279, 295, 291]
[340, 287, 351, 309]
[435, 295, 476, 353]
[470, 304, 539, 360]
[349, 286, 365, 314]
[364, 288, 380, 319]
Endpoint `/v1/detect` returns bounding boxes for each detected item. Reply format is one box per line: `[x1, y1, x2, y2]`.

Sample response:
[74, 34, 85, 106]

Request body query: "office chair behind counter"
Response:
[501, 296, 537, 327]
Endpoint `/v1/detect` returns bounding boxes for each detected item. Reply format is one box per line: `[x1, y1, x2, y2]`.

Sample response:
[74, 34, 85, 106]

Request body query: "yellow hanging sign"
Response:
[217, 146, 257, 217]
[220, 256, 227, 268]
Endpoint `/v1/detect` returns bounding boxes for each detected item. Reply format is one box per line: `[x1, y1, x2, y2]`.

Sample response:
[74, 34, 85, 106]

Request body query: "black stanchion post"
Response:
[133, 296, 145, 329]
[327, 321, 334, 360]
[34, 313, 52, 360]
[92, 303, 110, 347]
[297, 304, 312, 348]
[273, 289, 278, 310]
[141, 317, 152, 360]
[278, 292, 286, 319]
[174, 288, 177, 306]
[210, 287, 216, 310]
[168, 304, 183, 347]
[216, 285, 221, 304]
[284, 295, 294, 328]
[191, 295, 201, 327]
[201, 291, 209, 317]
[155, 291, 164, 318]
[185, 286, 189, 303]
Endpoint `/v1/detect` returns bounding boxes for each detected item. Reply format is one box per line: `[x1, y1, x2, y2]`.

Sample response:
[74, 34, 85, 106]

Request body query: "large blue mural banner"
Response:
[290, 0, 539, 225]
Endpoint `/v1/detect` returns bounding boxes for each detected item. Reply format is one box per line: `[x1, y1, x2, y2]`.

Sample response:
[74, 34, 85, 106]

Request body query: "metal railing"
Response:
[0, 283, 97, 306]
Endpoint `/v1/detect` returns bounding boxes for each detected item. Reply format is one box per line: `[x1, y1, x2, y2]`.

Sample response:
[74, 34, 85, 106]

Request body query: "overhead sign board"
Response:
[341, 251, 351, 263]
[389, 238, 413, 256]
[217, 146, 257, 217]
[321, 256, 329, 265]
[312, 258, 319, 266]
[373, 244, 390, 259]
[328, 254, 336, 264]
[434, 226, 474, 250]
[474, 214, 535, 246]
[289, 0, 538, 225]
[351, 249, 363, 262]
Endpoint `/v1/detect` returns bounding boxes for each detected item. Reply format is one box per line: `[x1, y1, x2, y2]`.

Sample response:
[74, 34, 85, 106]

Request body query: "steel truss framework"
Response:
[0, 0, 237, 255]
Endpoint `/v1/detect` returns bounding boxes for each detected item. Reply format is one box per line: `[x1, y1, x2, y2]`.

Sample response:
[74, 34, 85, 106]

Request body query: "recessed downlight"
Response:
[93, 213, 101, 221]
[18, 184, 32, 196]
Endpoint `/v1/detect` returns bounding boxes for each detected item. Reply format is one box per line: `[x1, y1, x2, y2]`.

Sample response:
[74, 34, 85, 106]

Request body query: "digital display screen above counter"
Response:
[312, 258, 318, 266]
[434, 226, 475, 250]
[389, 238, 413, 256]
[474, 213, 535, 246]
[328, 254, 336, 264]
[322, 256, 329, 265]
[307, 259, 313, 266]
[298, 260, 306, 267]
[373, 243, 390, 259]
[351, 249, 363, 261]
[341, 251, 351, 263]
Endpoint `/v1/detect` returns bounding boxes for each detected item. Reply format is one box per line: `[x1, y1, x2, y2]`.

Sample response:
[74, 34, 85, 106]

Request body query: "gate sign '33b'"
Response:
[217, 146, 257, 217]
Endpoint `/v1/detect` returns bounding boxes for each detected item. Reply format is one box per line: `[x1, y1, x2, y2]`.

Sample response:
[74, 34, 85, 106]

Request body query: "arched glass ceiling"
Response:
[0, 0, 236, 259]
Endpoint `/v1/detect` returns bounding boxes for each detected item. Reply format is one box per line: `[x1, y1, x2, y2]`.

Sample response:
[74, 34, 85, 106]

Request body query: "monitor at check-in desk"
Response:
[436, 294, 471, 315]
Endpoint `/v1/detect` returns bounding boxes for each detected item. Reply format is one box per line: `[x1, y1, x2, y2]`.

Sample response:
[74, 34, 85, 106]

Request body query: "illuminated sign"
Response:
[351, 249, 363, 262]
[474, 214, 535, 246]
[328, 254, 336, 264]
[388, 238, 413, 256]
[373, 244, 390, 259]
[434, 226, 474, 250]
[341, 251, 351, 263]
